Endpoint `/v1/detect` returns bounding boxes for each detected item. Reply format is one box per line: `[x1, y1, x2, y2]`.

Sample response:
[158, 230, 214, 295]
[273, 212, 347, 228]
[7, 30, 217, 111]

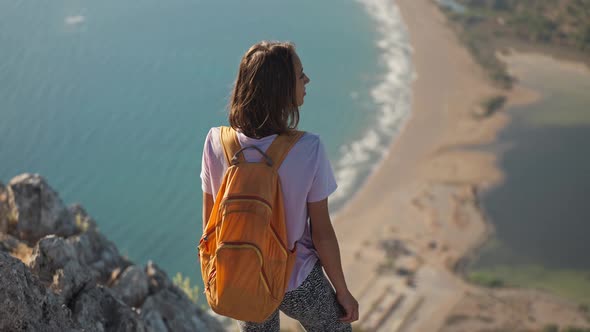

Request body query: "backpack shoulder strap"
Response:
[265, 130, 305, 171]
[219, 126, 245, 165]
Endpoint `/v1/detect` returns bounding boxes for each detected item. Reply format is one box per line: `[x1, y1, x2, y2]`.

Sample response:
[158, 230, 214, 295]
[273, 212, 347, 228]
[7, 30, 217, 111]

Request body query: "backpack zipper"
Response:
[269, 227, 288, 257]
[201, 196, 272, 242]
[221, 195, 272, 211]
[206, 268, 216, 293]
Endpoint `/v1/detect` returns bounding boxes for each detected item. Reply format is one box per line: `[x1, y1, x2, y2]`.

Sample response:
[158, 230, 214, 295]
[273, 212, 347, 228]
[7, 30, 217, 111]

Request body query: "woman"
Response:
[200, 41, 358, 331]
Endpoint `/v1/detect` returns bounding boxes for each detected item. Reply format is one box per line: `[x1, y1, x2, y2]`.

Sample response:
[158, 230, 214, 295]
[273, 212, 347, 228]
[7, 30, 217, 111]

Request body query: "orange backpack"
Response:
[198, 126, 304, 322]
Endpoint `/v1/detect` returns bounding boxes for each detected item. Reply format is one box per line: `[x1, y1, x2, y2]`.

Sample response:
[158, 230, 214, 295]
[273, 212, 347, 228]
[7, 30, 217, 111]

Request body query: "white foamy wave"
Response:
[330, 0, 416, 212]
[65, 15, 85, 26]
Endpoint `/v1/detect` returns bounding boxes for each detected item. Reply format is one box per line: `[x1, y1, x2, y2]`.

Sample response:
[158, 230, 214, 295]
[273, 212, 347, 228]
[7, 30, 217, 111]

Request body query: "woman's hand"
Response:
[337, 290, 359, 323]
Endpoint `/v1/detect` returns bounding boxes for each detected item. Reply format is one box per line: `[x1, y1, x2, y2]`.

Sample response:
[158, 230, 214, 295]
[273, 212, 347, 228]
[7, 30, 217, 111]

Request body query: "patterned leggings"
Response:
[237, 261, 352, 332]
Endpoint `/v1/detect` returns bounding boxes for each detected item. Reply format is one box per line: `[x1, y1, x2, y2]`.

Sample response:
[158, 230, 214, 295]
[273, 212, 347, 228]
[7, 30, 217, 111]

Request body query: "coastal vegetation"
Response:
[481, 95, 506, 113]
[474, 94, 507, 118]
[438, 0, 590, 88]
[467, 265, 590, 306]
[542, 326, 590, 332]
[173, 272, 201, 305]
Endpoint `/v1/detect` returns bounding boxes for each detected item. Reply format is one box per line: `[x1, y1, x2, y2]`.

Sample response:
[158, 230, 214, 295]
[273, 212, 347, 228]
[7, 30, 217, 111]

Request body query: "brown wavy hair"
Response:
[228, 41, 300, 138]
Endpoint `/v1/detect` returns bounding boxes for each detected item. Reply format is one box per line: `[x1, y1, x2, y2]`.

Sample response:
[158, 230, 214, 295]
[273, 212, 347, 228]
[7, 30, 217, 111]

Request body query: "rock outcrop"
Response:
[0, 173, 224, 332]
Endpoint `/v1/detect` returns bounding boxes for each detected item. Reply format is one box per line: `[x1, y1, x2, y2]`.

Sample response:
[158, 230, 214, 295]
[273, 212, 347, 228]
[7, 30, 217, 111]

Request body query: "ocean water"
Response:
[0, 0, 413, 286]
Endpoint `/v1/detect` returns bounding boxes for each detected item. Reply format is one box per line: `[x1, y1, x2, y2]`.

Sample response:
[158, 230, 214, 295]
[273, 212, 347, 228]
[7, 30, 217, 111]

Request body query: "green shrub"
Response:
[468, 271, 505, 288]
[482, 95, 507, 114]
[74, 213, 91, 232]
[542, 324, 559, 332]
[508, 13, 557, 42]
[562, 327, 590, 332]
[445, 314, 470, 325]
[577, 24, 590, 50]
[492, 0, 512, 11]
[172, 272, 200, 304]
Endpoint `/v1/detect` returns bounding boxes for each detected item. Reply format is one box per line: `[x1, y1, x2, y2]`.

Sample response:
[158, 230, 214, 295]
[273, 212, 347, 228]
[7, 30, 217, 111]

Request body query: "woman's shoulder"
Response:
[297, 131, 321, 145]
[292, 131, 327, 156]
[204, 126, 227, 146]
[207, 126, 222, 138]
[206, 127, 324, 148]
[203, 127, 224, 157]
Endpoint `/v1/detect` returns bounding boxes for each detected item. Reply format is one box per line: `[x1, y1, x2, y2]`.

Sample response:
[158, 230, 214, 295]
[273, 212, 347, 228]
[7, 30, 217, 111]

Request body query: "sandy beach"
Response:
[323, 0, 588, 331]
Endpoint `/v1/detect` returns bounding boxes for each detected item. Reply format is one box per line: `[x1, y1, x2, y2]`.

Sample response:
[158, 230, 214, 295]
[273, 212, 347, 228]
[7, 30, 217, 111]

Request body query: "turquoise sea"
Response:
[0, 1, 413, 286]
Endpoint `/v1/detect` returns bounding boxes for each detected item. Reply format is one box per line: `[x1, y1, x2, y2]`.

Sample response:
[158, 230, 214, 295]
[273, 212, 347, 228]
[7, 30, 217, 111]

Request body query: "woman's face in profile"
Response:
[292, 52, 310, 107]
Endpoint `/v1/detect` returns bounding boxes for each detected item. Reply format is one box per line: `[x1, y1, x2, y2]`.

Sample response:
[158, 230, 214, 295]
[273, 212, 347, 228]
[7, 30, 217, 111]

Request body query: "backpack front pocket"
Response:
[212, 242, 279, 322]
[262, 226, 292, 298]
[198, 231, 217, 287]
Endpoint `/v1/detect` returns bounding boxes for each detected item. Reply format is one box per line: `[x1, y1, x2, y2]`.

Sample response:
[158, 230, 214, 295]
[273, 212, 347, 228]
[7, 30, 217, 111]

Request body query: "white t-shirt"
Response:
[200, 127, 337, 291]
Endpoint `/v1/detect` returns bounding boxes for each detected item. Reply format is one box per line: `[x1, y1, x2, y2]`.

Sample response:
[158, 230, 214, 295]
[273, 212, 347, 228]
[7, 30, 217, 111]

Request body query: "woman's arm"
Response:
[202, 192, 214, 232]
[308, 198, 359, 323]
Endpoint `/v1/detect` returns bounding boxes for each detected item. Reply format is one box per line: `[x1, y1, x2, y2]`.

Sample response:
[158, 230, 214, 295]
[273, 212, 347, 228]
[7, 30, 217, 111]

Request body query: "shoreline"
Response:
[330, 0, 414, 215]
[495, 38, 590, 71]
[328, 0, 590, 331]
